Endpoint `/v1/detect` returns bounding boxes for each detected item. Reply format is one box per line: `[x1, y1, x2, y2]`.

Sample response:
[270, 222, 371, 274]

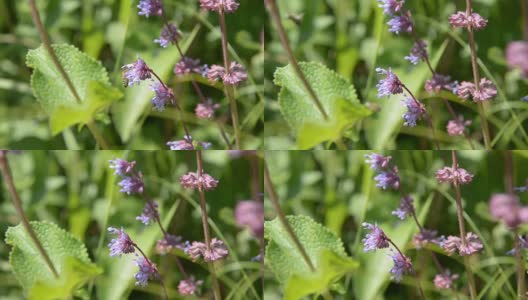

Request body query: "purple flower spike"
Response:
[425, 73, 452, 93]
[405, 40, 428, 65]
[167, 135, 195, 150]
[388, 250, 413, 282]
[136, 201, 159, 225]
[374, 167, 400, 190]
[180, 172, 219, 191]
[435, 166, 473, 185]
[204, 238, 229, 262]
[122, 57, 151, 86]
[119, 175, 144, 194]
[412, 229, 439, 249]
[364, 153, 392, 171]
[401, 97, 425, 127]
[387, 12, 413, 34]
[108, 227, 135, 256]
[137, 0, 163, 17]
[150, 82, 174, 112]
[377, 0, 404, 15]
[447, 117, 471, 136]
[134, 256, 159, 287]
[434, 271, 459, 289]
[199, 0, 240, 13]
[235, 200, 264, 237]
[223, 62, 248, 85]
[154, 23, 181, 48]
[376, 68, 403, 98]
[472, 78, 497, 102]
[109, 158, 136, 176]
[362, 223, 390, 252]
[392, 195, 414, 220]
[178, 276, 203, 295]
[195, 99, 221, 119]
[174, 57, 203, 75]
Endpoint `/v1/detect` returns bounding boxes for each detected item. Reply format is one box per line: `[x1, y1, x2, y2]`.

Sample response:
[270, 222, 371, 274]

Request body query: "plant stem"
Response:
[0, 153, 59, 278]
[387, 239, 426, 300]
[87, 121, 110, 150]
[263, 162, 316, 272]
[522, 0, 528, 40]
[265, 0, 329, 120]
[217, 11, 242, 149]
[450, 150, 477, 300]
[194, 150, 222, 300]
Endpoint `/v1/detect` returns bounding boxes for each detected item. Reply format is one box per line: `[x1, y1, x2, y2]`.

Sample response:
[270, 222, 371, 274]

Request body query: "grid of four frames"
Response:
[1, 0, 528, 299]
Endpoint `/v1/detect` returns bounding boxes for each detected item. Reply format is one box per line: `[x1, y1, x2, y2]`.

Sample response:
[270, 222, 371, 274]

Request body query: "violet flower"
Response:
[109, 158, 136, 176]
[235, 200, 264, 237]
[180, 172, 219, 191]
[137, 0, 163, 17]
[424, 73, 452, 93]
[136, 200, 159, 225]
[150, 81, 174, 111]
[199, 0, 240, 13]
[435, 166, 473, 185]
[374, 167, 400, 190]
[401, 97, 425, 127]
[156, 234, 185, 255]
[405, 40, 428, 65]
[174, 57, 203, 75]
[204, 238, 229, 262]
[167, 135, 195, 150]
[377, 0, 404, 15]
[447, 117, 471, 136]
[134, 256, 159, 287]
[392, 195, 414, 220]
[122, 57, 151, 86]
[389, 250, 413, 282]
[387, 12, 413, 34]
[506, 41, 528, 76]
[119, 175, 144, 194]
[376, 68, 403, 98]
[362, 223, 390, 252]
[154, 23, 181, 48]
[178, 276, 203, 295]
[195, 99, 220, 119]
[364, 153, 392, 171]
[434, 271, 459, 289]
[449, 11, 487, 30]
[412, 229, 440, 249]
[489, 193, 528, 228]
[108, 227, 135, 256]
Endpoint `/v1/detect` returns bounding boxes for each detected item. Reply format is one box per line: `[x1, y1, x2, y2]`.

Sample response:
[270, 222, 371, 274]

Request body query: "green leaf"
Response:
[26, 44, 122, 134]
[4, 221, 102, 298]
[265, 215, 359, 299]
[274, 62, 372, 149]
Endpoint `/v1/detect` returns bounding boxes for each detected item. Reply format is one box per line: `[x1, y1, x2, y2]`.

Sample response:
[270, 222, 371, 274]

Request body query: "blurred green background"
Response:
[0, 150, 263, 299]
[264, 0, 528, 150]
[265, 150, 528, 299]
[0, 0, 264, 149]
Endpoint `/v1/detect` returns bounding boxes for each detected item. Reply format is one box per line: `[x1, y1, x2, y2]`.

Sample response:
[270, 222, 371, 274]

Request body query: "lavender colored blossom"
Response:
[401, 97, 425, 127]
[456, 81, 476, 100]
[489, 193, 528, 228]
[405, 40, 428, 65]
[206, 65, 225, 82]
[522, 96, 528, 102]
[235, 200, 264, 237]
[150, 82, 174, 111]
[434, 271, 459, 289]
[376, 68, 403, 98]
[136, 201, 159, 225]
[154, 23, 181, 48]
[387, 12, 413, 34]
[174, 57, 203, 75]
[435, 166, 473, 185]
[447, 117, 471, 136]
[388, 250, 413, 282]
[506, 41, 528, 76]
[186, 241, 207, 261]
[392, 195, 414, 220]
[472, 78, 497, 102]
[137, 0, 163, 17]
[122, 57, 151, 86]
[442, 235, 461, 256]
[195, 99, 220, 119]
[425, 73, 452, 93]
[223, 62, 248, 85]
[180, 172, 219, 191]
[377, 0, 404, 15]
[458, 232, 483, 256]
[449, 11, 487, 29]
[134, 256, 159, 287]
[108, 227, 135, 256]
[362, 223, 390, 252]
[364, 153, 392, 171]
[167, 135, 194, 150]
[412, 229, 439, 249]
[204, 238, 229, 262]
[374, 167, 400, 190]
[178, 277, 203, 295]
[119, 176, 144, 194]
[199, 0, 240, 13]
[109, 158, 136, 176]
[156, 234, 185, 255]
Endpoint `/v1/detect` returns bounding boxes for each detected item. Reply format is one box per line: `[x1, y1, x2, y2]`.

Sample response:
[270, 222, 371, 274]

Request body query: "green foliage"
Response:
[265, 215, 358, 299]
[4, 221, 101, 299]
[274, 62, 372, 149]
[26, 44, 122, 135]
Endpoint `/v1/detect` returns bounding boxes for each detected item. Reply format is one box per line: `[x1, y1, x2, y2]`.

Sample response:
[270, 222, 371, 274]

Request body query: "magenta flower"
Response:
[364, 153, 392, 171]
[167, 135, 195, 150]
[207, 62, 248, 85]
[424, 73, 452, 93]
[489, 193, 528, 228]
[458, 232, 483, 256]
[206, 65, 225, 82]
[449, 11, 487, 29]
[362, 223, 390, 252]
[405, 40, 428, 65]
[235, 200, 264, 237]
[186, 241, 207, 261]
[442, 235, 461, 256]
[376, 68, 403, 97]
[195, 99, 220, 119]
[506, 41, 528, 76]
[156, 234, 185, 255]
[199, 0, 240, 13]
[119, 175, 144, 194]
[377, 0, 404, 15]
[389, 250, 413, 282]
[204, 238, 229, 262]
[136, 201, 159, 225]
[133, 256, 159, 287]
[109, 158, 136, 176]
[108, 227, 135, 256]
[150, 82, 174, 111]
[178, 277, 203, 295]
[387, 12, 413, 34]
[472, 78, 497, 102]
[401, 97, 425, 127]
[435, 166, 473, 185]
[434, 271, 459, 289]
[122, 57, 151, 86]
[374, 167, 400, 190]
[412, 229, 439, 249]
[137, 0, 163, 17]
[154, 23, 181, 48]
[174, 57, 203, 75]
[456, 81, 476, 100]
[447, 117, 471, 136]
[392, 195, 414, 220]
[180, 172, 219, 191]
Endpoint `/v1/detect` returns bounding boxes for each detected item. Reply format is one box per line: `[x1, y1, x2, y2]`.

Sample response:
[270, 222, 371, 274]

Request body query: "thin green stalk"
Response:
[0, 152, 59, 278]
[265, 0, 329, 120]
[263, 162, 316, 272]
[86, 121, 110, 150]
